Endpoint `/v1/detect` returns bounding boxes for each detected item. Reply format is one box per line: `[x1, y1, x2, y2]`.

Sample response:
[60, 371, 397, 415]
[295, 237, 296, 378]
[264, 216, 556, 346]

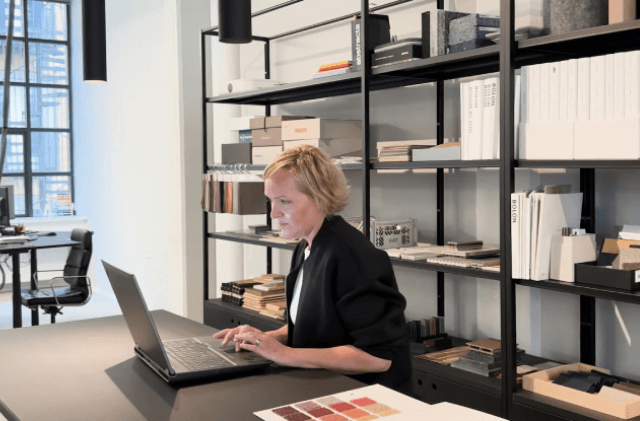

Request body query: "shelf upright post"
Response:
[361, 0, 371, 239]
[202, 30, 211, 302]
[265, 39, 273, 275]
[579, 168, 596, 364]
[499, 0, 516, 418]
[436, 0, 445, 319]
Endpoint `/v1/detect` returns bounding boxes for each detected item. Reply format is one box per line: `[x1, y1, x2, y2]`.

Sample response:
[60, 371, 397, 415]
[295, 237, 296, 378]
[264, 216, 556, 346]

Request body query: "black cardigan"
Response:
[285, 215, 413, 395]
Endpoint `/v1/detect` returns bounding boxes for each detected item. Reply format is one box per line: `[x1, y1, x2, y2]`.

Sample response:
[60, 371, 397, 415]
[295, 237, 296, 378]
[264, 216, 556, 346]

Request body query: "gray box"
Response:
[221, 143, 252, 164]
[421, 10, 469, 58]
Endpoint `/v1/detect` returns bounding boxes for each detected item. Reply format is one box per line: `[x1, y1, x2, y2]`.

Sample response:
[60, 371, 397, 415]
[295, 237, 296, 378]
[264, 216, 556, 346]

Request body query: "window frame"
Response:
[0, 0, 74, 218]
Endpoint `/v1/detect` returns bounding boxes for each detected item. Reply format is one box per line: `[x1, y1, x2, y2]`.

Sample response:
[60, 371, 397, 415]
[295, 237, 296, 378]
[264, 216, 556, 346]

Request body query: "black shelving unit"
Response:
[201, 2, 640, 420]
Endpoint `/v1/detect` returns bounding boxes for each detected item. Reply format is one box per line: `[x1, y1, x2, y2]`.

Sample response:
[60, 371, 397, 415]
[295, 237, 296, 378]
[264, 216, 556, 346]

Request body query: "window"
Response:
[0, 0, 72, 217]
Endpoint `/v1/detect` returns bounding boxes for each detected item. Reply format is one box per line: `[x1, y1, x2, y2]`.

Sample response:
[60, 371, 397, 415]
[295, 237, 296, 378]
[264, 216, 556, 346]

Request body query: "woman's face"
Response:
[265, 169, 324, 242]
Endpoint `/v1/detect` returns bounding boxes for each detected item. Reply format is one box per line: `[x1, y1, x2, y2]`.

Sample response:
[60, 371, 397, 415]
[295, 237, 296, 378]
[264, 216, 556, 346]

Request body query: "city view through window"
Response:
[0, 0, 72, 217]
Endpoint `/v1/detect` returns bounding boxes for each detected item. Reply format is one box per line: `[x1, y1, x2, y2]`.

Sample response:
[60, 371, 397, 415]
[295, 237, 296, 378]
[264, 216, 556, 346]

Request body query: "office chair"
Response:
[21, 229, 94, 325]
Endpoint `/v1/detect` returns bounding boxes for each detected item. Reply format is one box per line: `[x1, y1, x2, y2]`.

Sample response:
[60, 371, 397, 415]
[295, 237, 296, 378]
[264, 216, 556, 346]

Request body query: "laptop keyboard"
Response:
[163, 339, 234, 371]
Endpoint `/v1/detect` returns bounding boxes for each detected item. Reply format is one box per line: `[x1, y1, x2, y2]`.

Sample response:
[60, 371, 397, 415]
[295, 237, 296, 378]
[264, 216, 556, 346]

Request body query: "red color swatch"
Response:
[330, 402, 356, 412]
[351, 397, 377, 407]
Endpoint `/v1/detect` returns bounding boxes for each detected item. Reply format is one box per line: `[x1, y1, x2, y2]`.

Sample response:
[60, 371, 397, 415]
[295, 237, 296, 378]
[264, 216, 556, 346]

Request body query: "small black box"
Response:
[351, 15, 391, 71]
[221, 143, 251, 164]
[372, 44, 422, 68]
[575, 261, 640, 291]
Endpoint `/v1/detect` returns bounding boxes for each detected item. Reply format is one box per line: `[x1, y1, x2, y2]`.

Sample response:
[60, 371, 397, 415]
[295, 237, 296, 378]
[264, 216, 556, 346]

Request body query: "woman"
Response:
[213, 145, 412, 395]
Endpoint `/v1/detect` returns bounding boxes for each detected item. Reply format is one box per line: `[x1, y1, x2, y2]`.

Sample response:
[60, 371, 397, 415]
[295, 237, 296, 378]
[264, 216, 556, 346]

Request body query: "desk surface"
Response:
[0, 310, 363, 421]
[0, 231, 79, 252]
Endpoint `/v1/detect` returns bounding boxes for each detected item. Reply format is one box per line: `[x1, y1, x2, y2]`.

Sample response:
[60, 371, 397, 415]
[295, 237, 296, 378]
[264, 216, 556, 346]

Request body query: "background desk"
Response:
[0, 310, 363, 421]
[0, 232, 80, 328]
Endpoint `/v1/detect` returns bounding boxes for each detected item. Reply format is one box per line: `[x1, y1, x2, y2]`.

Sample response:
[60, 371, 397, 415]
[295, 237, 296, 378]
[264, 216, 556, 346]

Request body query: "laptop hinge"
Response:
[134, 346, 175, 377]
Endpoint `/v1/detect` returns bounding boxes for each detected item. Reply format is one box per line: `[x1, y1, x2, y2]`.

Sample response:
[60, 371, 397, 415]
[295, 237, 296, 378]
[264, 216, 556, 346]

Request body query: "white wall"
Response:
[71, 0, 185, 313]
[207, 0, 640, 381]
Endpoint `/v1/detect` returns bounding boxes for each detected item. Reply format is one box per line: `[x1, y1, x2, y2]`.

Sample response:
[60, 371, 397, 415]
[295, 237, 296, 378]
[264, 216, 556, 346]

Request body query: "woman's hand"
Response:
[212, 325, 264, 352]
[234, 330, 293, 366]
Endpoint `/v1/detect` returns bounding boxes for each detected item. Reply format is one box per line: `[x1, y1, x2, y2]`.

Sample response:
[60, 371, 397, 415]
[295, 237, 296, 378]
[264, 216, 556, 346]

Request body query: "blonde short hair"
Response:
[263, 145, 349, 216]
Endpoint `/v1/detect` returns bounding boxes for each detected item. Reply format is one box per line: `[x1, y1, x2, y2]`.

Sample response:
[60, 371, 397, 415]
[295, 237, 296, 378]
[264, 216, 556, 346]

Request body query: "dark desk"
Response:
[0, 232, 80, 328]
[0, 310, 364, 421]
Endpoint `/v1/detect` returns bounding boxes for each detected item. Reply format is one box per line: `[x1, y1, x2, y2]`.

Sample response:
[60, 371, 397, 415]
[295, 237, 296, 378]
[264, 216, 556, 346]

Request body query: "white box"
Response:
[251, 146, 283, 165]
[518, 121, 574, 159]
[282, 119, 362, 141]
[220, 79, 281, 95]
[574, 118, 640, 159]
[283, 138, 361, 158]
[550, 234, 597, 283]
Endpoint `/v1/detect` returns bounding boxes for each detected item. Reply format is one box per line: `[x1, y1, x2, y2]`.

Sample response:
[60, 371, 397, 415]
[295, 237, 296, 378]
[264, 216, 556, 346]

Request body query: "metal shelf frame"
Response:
[201, 2, 640, 420]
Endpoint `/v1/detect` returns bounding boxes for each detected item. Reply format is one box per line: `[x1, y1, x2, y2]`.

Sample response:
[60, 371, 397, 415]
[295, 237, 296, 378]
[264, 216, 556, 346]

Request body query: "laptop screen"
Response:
[102, 260, 172, 373]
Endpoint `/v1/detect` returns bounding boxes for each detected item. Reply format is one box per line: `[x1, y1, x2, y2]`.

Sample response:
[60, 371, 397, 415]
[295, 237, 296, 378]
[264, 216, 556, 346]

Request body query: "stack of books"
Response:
[242, 274, 286, 319]
[261, 301, 286, 321]
[450, 339, 524, 377]
[221, 274, 285, 307]
[221, 279, 263, 306]
[312, 61, 352, 79]
[376, 140, 437, 162]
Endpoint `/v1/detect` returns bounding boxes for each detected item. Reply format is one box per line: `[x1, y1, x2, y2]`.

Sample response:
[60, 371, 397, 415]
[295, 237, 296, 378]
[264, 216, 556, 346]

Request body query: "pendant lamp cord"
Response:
[0, 0, 17, 187]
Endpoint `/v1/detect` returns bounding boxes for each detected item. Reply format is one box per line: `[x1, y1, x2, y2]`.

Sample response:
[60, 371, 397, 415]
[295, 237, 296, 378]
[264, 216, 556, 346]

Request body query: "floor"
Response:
[0, 289, 121, 330]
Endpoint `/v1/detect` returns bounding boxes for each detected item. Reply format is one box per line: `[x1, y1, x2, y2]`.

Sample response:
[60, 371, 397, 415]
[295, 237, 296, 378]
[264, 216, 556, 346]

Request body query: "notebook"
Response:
[102, 260, 271, 384]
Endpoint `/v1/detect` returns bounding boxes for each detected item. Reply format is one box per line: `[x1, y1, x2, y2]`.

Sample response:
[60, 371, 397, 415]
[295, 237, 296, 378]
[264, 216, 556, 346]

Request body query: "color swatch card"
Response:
[254, 384, 432, 421]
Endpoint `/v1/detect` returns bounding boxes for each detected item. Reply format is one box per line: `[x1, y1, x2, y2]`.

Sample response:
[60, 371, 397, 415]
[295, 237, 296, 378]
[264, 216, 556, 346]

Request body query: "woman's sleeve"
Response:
[333, 251, 408, 362]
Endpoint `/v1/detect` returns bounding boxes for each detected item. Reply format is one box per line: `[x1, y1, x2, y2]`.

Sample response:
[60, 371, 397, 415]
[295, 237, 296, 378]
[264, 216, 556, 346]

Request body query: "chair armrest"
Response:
[48, 276, 92, 307]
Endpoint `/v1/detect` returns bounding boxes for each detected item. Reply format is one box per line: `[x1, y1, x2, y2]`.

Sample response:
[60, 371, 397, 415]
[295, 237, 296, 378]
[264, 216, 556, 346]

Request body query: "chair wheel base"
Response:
[42, 306, 62, 323]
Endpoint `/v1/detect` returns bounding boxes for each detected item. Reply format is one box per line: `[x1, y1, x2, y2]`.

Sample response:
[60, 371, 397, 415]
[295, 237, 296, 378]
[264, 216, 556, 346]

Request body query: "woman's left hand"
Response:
[233, 331, 293, 366]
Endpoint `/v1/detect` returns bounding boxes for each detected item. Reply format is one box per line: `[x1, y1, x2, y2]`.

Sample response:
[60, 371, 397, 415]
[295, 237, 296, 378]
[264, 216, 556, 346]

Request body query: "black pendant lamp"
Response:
[82, 0, 107, 81]
[218, 0, 252, 44]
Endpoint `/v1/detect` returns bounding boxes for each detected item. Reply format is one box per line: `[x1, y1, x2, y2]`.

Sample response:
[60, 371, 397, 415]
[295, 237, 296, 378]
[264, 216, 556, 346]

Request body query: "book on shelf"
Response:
[511, 189, 582, 280]
[460, 76, 520, 160]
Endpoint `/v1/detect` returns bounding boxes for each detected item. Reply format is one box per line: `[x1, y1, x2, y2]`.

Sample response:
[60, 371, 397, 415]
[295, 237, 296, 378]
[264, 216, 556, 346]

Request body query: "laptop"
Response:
[102, 260, 271, 384]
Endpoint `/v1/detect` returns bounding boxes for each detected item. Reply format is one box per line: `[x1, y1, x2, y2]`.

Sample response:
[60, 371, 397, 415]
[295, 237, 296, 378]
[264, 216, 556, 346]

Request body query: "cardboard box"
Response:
[283, 138, 361, 158]
[252, 128, 283, 147]
[249, 116, 311, 130]
[221, 143, 251, 164]
[252, 146, 283, 165]
[523, 363, 640, 419]
[282, 119, 362, 141]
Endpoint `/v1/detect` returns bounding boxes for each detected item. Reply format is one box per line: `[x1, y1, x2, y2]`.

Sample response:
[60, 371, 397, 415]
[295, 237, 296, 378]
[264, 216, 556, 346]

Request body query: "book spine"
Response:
[520, 66, 529, 125]
[482, 77, 498, 160]
[605, 54, 615, 120]
[511, 192, 521, 279]
[614, 52, 626, 119]
[559, 60, 569, 121]
[549, 62, 561, 123]
[469, 79, 484, 160]
[624, 50, 640, 119]
[590, 55, 606, 121]
[577, 57, 591, 121]
[567, 59, 579, 122]
[528, 64, 541, 123]
[539, 62, 550, 123]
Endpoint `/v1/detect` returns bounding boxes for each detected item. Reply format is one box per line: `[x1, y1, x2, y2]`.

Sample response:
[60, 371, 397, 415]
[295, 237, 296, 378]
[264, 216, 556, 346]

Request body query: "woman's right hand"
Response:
[213, 324, 264, 351]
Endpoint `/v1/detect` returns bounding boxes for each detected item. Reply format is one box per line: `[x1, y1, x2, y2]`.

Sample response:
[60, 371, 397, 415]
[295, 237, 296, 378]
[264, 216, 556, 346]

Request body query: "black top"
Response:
[285, 215, 413, 395]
